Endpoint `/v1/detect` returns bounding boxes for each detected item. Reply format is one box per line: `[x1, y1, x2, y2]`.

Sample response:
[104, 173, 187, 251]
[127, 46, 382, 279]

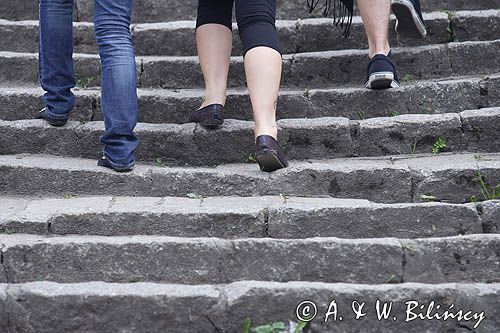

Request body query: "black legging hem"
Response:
[196, 0, 282, 56]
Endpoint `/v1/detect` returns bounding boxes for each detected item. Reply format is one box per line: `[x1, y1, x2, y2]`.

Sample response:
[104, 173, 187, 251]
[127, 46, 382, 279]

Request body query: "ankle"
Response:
[254, 124, 278, 141]
[369, 46, 391, 59]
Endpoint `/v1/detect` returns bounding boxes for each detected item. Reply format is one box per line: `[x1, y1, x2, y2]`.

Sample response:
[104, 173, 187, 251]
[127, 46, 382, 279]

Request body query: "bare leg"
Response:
[358, 0, 391, 58]
[244, 46, 282, 140]
[196, 24, 232, 108]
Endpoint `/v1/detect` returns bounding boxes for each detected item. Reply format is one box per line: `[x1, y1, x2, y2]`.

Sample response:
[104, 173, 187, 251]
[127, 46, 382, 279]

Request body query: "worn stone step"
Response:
[2, 196, 497, 239]
[0, 234, 499, 284]
[0, 108, 498, 165]
[2, 0, 499, 22]
[3, 11, 498, 56]
[1, 75, 498, 124]
[1, 39, 499, 89]
[0, 153, 499, 204]
[0, 281, 499, 332]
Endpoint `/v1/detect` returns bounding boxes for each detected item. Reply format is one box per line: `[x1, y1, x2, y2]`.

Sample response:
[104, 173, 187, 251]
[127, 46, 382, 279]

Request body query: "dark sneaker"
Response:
[255, 135, 289, 172]
[365, 52, 400, 90]
[189, 103, 224, 129]
[97, 156, 134, 173]
[36, 108, 68, 127]
[391, 0, 427, 38]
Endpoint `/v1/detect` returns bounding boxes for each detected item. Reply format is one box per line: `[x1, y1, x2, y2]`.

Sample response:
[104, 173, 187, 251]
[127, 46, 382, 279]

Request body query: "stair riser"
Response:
[0, 14, 458, 56]
[2, 0, 499, 21]
[0, 109, 498, 165]
[0, 235, 498, 284]
[2, 76, 496, 123]
[1, 40, 499, 88]
[0, 154, 499, 204]
[0, 237, 404, 284]
[1, 282, 499, 333]
[3, 12, 499, 56]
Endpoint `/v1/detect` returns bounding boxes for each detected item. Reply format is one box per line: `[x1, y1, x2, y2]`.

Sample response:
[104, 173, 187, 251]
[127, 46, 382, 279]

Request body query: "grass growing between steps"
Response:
[243, 318, 308, 333]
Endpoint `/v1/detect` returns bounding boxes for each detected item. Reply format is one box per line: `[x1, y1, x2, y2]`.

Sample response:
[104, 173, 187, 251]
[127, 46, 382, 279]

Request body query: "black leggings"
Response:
[196, 0, 282, 56]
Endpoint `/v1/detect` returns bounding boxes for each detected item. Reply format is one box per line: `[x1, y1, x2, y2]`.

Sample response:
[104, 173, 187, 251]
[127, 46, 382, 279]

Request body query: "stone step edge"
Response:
[0, 233, 498, 284]
[1, 152, 499, 203]
[2, 73, 499, 123]
[0, 281, 498, 332]
[1, 195, 498, 237]
[1, 107, 498, 164]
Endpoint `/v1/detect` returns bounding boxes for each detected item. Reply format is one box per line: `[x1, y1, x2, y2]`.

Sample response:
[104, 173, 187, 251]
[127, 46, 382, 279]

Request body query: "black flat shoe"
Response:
[36, 108, 68, 127]
[255, 135, 289, 172]
[189, 104, 224, 129]
[97, 156, 134, 173]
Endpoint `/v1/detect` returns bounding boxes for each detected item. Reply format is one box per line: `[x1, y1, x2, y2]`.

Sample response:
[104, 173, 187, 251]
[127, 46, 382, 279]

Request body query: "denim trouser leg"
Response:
[94, 0, 139, 168]
[39, 0, 76, 119]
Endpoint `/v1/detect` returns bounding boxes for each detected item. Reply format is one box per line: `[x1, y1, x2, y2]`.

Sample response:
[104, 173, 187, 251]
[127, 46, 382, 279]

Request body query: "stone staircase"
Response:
[1, 0, 500, 332]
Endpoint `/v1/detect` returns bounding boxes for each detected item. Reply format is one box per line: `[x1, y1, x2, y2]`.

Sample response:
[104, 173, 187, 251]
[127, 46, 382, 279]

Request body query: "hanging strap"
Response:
[307, 0, 354, 38]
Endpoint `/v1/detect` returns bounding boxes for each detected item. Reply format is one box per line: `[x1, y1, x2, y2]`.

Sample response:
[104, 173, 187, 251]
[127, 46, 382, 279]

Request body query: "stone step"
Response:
[0, 234, 499, 284]
[0, 281, 499, 332]
[1, 75, 497, 124]
[3, 11, 498, 56]
[0, 153, 499, 204]
[2, 196, 498, 239]
[1, 0, 499, 22]
[1, 39, 499, 89]
[0, 108, 498, 165]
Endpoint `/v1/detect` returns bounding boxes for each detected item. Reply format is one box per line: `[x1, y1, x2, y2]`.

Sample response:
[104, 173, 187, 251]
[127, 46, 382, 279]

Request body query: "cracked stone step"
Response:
[0, 12, 455, 55]
[0, 234, 498, 284]
[1, 39, 499, 88]
[3, 11, 498, 56]
[0, 153, 499, 204]
[0, 108, 498, 164]
[2, 0, 499, 21]
[1, 196, 496, 238]
[0, 234, 404, 284]
[1, 74, 497, 124]
[0, 281, 499, 332]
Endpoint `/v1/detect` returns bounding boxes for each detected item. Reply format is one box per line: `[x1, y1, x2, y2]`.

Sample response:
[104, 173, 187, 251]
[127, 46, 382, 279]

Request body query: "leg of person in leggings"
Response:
[191, 0, 233, 128]
[236, 0, 287, 171]
[237, 0, 281, 140]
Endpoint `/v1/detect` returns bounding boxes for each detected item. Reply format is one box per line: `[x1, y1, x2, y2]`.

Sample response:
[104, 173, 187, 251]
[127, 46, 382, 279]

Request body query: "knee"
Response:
[94, 19, 132, 48]
[236, 2, 281, 56]
[196, 0, 233, 30]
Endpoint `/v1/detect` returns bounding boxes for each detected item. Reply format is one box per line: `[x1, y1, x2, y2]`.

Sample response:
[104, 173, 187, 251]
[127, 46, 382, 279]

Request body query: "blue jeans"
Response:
[39, 0, 139, 168]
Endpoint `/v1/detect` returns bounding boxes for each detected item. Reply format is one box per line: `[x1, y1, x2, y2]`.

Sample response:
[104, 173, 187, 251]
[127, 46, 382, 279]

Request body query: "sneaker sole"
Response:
[365, 72, 400, 90]
[392, 0, 427, 39]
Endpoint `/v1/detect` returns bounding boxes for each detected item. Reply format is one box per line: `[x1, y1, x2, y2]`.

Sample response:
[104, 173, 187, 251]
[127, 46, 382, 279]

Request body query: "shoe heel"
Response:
[256, 152, 286, 172]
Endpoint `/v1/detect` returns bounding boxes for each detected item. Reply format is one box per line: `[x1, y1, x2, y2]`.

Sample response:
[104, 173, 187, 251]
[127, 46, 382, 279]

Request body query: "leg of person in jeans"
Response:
[94, 0, 139, 172]
[37, 0, 75, 126]
[358, 0, 400, 90]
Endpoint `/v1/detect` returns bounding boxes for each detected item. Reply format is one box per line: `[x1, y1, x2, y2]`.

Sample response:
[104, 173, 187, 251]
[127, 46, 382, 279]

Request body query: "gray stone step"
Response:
[0, 281, 499, 332]
[2, 196, 497, 239]
[1, 75, 498, 124]
[2, 0, 499, 22]
[3, 11, 498, 56]
[1, 39, 499, 89]
[0, 108, 498, 165]
[0, 234, 499, 284]
[0, 153, 499, 204]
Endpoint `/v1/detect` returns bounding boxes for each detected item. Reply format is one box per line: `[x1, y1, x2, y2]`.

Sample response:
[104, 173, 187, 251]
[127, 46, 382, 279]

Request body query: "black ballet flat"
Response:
[255, 135, 289, 172]
[189, 104, 224, 129]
